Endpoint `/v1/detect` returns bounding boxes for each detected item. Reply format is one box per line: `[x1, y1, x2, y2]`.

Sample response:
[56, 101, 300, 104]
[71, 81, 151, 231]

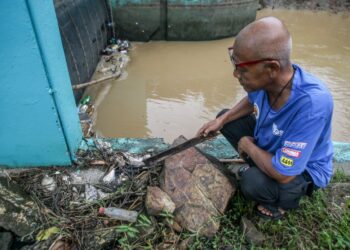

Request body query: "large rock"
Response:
[160, 136, 236, 237]
[0, 177, 40, 238]
[0, 232, 13, 250]
[145, 186, 176, 216]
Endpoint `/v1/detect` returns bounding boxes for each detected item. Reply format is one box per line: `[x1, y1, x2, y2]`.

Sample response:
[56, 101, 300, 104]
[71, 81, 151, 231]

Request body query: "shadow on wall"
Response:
[54, 0, 112, 103]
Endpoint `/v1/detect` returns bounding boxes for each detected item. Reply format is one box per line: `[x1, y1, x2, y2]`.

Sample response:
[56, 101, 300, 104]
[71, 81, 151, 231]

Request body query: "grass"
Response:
[109, 169, 350, 249]
[20, 165, 349, 249]
[332, 168, 350, 183]
[181, 169, 350, 249]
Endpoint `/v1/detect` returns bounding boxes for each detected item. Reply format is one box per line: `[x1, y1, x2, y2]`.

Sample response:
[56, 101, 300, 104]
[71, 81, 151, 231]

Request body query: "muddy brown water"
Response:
[89, 9, 350, 143]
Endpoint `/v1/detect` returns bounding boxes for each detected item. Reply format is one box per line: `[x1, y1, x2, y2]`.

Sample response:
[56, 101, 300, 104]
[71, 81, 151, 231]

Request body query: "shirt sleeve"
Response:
[272, 112, 327, 176]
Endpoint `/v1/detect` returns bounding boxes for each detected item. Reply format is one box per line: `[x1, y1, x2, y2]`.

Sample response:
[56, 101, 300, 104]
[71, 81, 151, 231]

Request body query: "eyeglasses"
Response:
[228, 46, 276, 71]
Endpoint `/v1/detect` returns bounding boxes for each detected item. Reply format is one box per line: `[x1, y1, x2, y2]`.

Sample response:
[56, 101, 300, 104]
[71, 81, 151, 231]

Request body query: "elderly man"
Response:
[197, 17, 333, 219]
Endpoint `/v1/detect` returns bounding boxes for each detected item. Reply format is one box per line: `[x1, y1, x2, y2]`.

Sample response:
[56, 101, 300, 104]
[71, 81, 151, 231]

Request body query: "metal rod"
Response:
[219, 158, 245, 164]
[72, 72, 121, 90]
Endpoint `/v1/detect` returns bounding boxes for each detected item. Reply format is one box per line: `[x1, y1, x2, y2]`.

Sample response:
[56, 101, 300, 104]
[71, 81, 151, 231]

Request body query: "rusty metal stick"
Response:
[72, 72, 121, 90]
[143, 133, 218, 166]
[219, 158, 245, 163]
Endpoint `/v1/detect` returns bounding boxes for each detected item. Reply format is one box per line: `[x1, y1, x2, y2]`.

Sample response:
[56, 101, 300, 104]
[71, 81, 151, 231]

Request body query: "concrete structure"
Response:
[54, 0, 110, 102]
[0, 0, 82, 167]
[112, 0, 259, 41]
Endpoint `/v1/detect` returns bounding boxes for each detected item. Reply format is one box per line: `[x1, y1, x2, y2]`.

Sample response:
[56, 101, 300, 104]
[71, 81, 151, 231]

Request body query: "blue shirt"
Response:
[248, 64, 333, 188]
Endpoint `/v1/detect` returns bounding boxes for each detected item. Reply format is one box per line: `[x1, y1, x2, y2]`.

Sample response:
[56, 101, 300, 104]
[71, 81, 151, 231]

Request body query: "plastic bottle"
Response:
[80, 95, 91, 105]
[99, 207, 138, 223]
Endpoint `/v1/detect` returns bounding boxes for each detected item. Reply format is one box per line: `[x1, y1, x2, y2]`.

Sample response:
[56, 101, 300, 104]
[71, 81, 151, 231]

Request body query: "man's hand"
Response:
[196, 119, 223, 137]
[238, 136, 255, 158]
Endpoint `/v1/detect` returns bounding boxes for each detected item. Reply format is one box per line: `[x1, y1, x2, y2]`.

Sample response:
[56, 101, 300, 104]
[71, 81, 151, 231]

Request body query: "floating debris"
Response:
[78, 95, 95, 138]
[98, 41, 130, 76]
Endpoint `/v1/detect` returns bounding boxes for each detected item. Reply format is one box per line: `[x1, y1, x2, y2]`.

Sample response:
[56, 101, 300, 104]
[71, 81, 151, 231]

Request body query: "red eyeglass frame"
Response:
[228, 46, 276, 70]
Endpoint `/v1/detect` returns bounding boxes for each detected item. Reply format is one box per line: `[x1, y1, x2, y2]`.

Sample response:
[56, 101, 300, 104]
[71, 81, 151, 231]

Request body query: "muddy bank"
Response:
[260, 0, 350, 11]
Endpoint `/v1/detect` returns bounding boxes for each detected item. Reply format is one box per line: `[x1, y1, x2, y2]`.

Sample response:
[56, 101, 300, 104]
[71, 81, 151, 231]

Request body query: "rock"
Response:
[177, 236, 195, 250]
[241, 216, 265, 246]
[155, 231, 179, 250]
[160, 136, 236, 237]
[0, 177, 40, 238]
[163, 218, 183, 233]
[326, 182, 350, 212]
[169, 220, 182, 233]
[226, 163, 250, 180]
[145, 186, 176, 216]
[0, 232, 14, 250]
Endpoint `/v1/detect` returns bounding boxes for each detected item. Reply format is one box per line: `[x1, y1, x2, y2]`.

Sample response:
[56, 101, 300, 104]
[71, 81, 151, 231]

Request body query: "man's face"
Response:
[229, 46, 272, 92]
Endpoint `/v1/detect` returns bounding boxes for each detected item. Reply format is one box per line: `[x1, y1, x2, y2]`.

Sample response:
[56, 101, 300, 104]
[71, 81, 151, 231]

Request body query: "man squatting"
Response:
[197, 17, 333, 219]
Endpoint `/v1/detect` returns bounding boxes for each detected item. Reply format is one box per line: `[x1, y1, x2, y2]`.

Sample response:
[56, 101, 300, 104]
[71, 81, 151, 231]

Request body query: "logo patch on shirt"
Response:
[272, 123, 284, 136]
[253, 103, 259, 119]
[280, 156, 294, 167]
[283, 141, 307, 149]
[282, 147, 301, 158]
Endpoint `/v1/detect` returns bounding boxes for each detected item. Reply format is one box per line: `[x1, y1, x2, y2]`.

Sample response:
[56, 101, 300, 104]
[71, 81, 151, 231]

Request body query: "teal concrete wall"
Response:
[0, 0, 82, 167]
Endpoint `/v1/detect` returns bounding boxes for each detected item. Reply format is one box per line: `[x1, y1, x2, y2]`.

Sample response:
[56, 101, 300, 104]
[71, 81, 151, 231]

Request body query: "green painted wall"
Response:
[112, 0, 259, 41]
[167, 0, 258, 40]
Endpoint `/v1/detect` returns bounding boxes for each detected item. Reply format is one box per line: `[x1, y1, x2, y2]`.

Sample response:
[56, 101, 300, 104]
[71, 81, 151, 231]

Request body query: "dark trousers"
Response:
[218, 109, 314, 209]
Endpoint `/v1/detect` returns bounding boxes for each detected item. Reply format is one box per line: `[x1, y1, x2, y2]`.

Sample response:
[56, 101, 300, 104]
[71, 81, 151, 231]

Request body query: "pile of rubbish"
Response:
[77, 39, 131, 138]
[78, 95, 94, 137]
[0, 136, 237, 250]
[1, 139, 161, 249]
[97, 40, 130, 76]
[102, 39, 130, 56]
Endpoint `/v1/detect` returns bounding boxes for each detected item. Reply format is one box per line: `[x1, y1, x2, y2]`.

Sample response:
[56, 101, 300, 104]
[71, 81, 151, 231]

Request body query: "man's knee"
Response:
[277, 175, 309, 209]
[240, 167, 278, 202]
[240, 168, 263, 198]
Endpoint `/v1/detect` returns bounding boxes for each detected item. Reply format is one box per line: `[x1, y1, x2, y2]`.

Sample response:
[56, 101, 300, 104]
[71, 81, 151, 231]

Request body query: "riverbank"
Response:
[1, 137, 350, 249]
[260, 0, 350, 12]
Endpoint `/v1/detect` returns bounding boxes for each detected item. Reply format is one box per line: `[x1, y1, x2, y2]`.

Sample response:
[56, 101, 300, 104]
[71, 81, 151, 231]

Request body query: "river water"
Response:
[90, 9, 350, 143]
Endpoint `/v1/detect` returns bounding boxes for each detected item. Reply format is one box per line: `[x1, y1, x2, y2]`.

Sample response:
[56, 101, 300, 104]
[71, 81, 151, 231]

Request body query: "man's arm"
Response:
[238, 137, 295, 183]
[197, 96, 254, 136]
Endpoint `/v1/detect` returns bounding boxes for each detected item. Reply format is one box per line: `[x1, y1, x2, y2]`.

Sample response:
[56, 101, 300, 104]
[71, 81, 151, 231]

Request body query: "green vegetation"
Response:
[332, 168, 350, 183]
[107, 169, 350, 249]
[13, 164, 349, 249]
[186, 169, 350, 249]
